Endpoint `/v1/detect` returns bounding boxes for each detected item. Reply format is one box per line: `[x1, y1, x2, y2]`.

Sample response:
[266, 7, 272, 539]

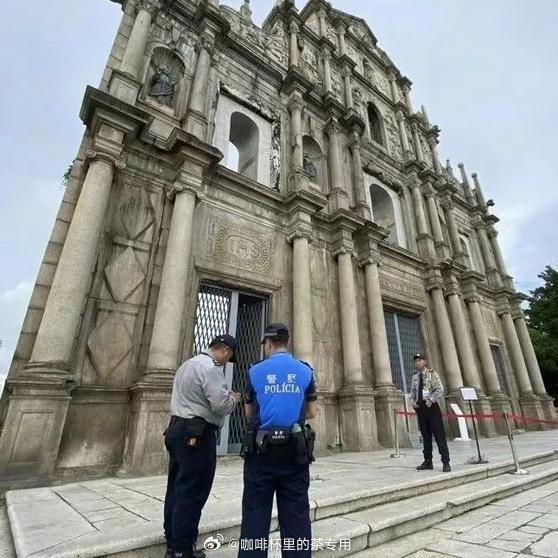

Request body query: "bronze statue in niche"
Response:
[148, 65, 174, 106]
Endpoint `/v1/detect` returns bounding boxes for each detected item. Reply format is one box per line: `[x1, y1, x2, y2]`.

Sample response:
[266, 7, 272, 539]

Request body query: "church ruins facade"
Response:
[0, 0, 555, 482]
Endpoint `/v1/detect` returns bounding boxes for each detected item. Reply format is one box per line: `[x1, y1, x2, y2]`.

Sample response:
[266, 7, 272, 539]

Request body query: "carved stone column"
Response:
[463, 285, 510, 433]
[31, 151, 120, 366]
[401, 81, 413, 113]
[471, 172, 488, 210]
[411, 181, 435, 257]
[512, 305, 557, 424]
[146, 187, 197, 375]
[289, 22, 299, 68]
[109, 2, 154, 103]
[338, 25, 347, 56]
[321, 50, 333, 96]
[125, 143, 220, 473]
[410, 122, 424, 163]
[396, 112, 413, 161]
[428, 278, 464, 396]
[440, 196, 466, 266]
[424, 183, 446, 254]
[474, 218, 501, 287]
[342, 67, 354, 109]
[0, 126, 124, 476]
[288, 93, 304, 172]
[487, 226, 514, 289]
[349, 131, 370, 219]
[318, 8, 328, 38]
[335, 239, 378, 451]
[184, 30, 215, 139]
[290, 224, 314, 364]
[498, 299, 544, 428]
[387, 69, 399, 103]
[457, 162, 475, 207]
[444, 277, 497, 436]
[326, 118, 349, 211]
[428, 136, 443, 176]
[359, 241, 402, 446]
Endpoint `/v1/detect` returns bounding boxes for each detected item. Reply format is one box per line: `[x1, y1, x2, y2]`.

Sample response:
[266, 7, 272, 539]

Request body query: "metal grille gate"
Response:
[193, 284, 266, 455]
[384, 310, 424, 393]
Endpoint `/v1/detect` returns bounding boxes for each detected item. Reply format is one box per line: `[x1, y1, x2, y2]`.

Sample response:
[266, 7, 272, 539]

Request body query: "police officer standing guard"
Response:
[410, 353, 451, 472]
[164, 334, 241, 558]
[239, 324, 318, 557]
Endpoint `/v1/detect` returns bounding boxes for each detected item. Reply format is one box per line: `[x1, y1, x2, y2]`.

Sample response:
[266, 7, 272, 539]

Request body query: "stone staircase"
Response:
[5, 439, 558, 558]
[203, 452, 558, 558]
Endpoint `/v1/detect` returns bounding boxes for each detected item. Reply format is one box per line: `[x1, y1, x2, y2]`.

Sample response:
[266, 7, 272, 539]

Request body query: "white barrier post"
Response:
[504, 412, 528, 475]
[450, 403, 471, 442]
[390, 408, 404, 458]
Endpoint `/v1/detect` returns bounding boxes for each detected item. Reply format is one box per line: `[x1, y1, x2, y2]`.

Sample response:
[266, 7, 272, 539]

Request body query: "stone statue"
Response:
[149, 66, 174, 107]
[303, 153, 318, 178]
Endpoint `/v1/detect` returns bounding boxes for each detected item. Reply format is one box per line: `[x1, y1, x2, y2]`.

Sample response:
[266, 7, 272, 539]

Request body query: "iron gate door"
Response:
[192, 284, 266, 455]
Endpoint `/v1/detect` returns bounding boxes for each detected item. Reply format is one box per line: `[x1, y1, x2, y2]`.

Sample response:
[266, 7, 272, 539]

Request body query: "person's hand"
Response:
[229, 391, 241, 403]
[425, 399, 433, 408]
[412, 403, 419, 409]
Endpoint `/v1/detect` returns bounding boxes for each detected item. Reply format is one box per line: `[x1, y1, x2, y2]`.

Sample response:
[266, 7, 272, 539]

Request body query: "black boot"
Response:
[193, 549, 206, 558]
[173, 548, 194, 558]
[442, 463, 451, 472]
[164, 550, 173, 558]
[416, 460, 433, 470]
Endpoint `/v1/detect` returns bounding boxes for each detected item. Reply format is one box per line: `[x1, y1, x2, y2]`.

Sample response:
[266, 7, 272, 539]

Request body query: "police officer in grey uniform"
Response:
[164, 334, 241, 558]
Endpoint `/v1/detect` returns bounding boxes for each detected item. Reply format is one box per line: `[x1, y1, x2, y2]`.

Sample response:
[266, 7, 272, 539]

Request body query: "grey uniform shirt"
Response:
[170, 351, 236, 427]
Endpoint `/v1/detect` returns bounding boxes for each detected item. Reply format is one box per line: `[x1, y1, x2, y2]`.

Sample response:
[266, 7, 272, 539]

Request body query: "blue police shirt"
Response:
[244, 351, 317, 429]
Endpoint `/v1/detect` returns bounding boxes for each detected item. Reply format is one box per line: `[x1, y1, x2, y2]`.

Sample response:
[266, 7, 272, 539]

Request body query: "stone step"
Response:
[6, 449, 557, 557]
[203, 460, 558, 558]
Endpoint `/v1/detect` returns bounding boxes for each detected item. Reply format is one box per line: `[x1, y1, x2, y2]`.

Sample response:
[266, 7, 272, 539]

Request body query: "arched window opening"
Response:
[226, 142, 240, 172]
[228, 112, 259, 181]
[367, 103, 383, 145]
[370, 184, 397, 244]
[302, 135, 325, 191]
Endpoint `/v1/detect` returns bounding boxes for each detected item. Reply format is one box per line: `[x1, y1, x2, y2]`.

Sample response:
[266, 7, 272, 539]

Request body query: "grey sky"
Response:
[1, 0, 557, 386]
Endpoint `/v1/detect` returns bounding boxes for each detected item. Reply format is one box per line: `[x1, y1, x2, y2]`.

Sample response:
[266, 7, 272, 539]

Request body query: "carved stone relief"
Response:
[379, 271, 424, 302]
[206, 220, 275, 275]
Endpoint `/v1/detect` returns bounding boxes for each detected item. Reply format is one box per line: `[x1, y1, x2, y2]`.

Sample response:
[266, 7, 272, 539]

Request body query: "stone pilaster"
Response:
[487, 225, 514, 289]
[109, 1, 155, 104]
[474, 217, 501, 288]
[332, 216, 378, 450]
[443, 271, 497, 436]
[337, 24, 347, 56]
[342, 67, 354, 109]
[349, 130, 370, 219]
[0, 120, 127, 476]
[458, 162, 476, 207]
[288, 92, 304, 173]
[289, 22, 300, 68]
[124, 138, 222, 473]
[424, 182, 449, 259]
[440, 195, 467, 267]
[410, 122, 424, 163]
[184, 28, 216, 140]
[511, 303, 557, 425]
[426, 272, 464, 397]
[326, 118, 349, 211]
[497, 298, 544, 429]
[428, 136, 443, 176]
[401, 81, 413, 113]
[387, 69, 399, 104]
[396, 112, 413, 162]
[411, 180, 435, 257]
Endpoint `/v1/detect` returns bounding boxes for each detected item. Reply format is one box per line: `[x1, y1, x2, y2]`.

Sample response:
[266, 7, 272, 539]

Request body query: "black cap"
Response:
[261, 323, 290, 344]
[413, 353, 427, 361]
[209, 334, 238, 363]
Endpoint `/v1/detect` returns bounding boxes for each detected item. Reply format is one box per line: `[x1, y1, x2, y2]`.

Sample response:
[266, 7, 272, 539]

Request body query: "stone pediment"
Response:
[220, 5, 288, 69]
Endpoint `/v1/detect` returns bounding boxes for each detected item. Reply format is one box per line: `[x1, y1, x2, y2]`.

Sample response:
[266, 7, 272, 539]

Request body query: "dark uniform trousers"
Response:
[416, 401, 450, 464]
[164, 418, 217, 553]
[238, 452, 311, 558]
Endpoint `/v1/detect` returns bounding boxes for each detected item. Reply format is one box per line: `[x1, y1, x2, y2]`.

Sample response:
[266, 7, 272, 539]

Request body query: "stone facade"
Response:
[0, 0, 555, 483]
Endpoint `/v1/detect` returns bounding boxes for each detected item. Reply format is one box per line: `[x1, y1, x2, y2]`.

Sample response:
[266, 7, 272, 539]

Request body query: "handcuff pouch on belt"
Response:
[183, 417, 207, 448]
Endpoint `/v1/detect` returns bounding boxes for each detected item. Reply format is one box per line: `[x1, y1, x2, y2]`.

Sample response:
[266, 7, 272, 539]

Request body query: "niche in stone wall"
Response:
[144, 47, 187, 117]
[367, 102, 385, 146]
[302, 135, 326, 192]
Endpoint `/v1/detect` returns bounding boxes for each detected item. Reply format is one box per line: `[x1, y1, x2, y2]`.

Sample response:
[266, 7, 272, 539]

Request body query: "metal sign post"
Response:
[504, 412, 529, 475]
[460, 387, 488, 464]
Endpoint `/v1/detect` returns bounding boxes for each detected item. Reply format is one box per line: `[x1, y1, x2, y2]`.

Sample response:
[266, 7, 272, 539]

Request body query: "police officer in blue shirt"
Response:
[238, 323, 318, 558]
